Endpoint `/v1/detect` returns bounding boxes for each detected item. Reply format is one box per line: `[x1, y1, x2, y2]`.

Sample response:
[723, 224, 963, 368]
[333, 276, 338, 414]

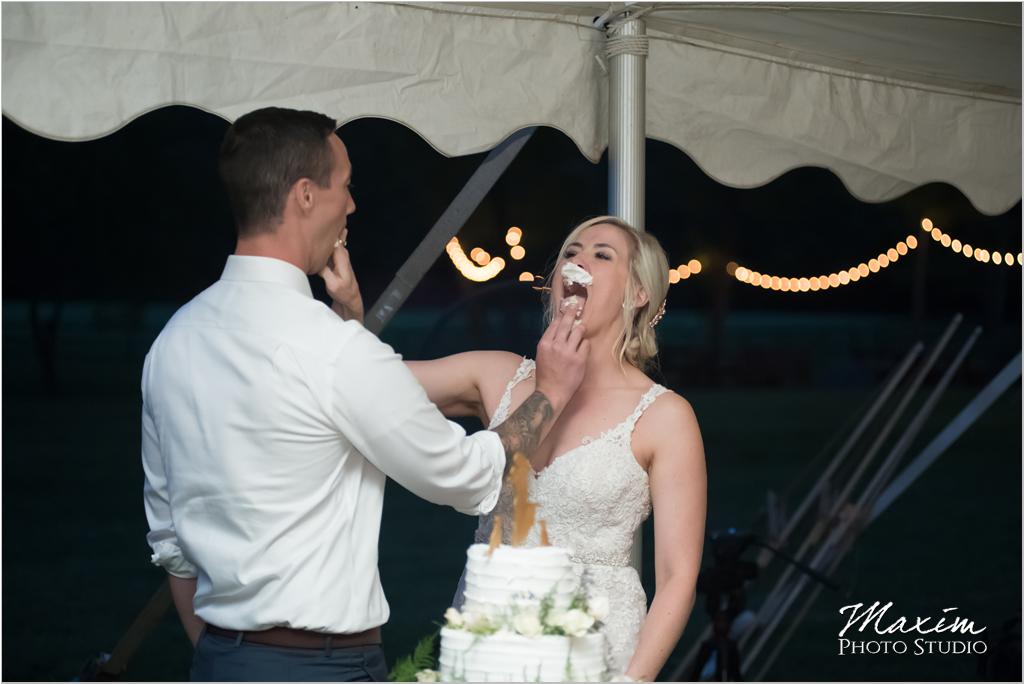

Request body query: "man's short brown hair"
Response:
[219, 107, 337, 235]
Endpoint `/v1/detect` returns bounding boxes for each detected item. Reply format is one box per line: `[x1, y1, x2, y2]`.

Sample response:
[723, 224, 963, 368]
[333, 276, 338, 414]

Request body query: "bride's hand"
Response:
[319, 229, 364, 323]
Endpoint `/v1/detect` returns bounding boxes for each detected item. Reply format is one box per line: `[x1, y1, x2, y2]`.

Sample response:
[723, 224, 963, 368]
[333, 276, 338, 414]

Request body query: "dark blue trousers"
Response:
[190, 629, 388, 682]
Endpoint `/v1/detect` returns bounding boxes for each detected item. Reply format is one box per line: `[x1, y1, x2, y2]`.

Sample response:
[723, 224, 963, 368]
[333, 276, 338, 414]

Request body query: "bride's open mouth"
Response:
[559, 263, 591, 315]
[560, 281, 588, 314]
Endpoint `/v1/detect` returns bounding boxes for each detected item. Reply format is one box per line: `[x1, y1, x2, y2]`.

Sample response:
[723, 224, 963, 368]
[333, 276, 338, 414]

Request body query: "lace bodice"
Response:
[476, 358, 663, 566]
[466, 358, 669, 674]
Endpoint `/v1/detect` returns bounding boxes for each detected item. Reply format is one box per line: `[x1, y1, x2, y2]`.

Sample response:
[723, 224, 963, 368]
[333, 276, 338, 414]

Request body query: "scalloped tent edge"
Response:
[2, 1, 1020, 215]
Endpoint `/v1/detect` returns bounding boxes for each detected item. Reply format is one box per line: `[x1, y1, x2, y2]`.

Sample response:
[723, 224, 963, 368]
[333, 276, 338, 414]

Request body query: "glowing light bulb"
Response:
[509, 245, 526, 260]
[848, 268, 860, 282]
[869, 259, 880, 273]
[828, 273, 840, 288]
[505, 227, 523, 246]
[887, 248, 899, 262]
[930, 228, 942, 241]
[519, 272, 534, 282]
[818, 275, 830, 289]
[1005, 252, 1014, 266]
[668, 269, 681, 284]
[952, 239, 962, 253]
[896, 242, 908, 256]
[993, 252, 1003, 265]
[688, 259, 702, 274]
[921, 218, 933, 231]
[878, 254, 890, 268]
[726, 262, 738, 276]
[679, 265, 691, 279]
[735, 266, 749, 281]
[940, 235, 951, 248]
[798, 278, 810, 292]
[907, 235, 919, 249]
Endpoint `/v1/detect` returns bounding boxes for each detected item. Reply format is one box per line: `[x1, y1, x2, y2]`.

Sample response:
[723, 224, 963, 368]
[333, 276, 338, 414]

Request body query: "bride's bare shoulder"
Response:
[634, 384, 702, 468]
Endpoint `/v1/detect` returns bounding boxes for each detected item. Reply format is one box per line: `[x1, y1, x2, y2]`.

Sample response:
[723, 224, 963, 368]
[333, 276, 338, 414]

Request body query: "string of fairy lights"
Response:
[445, 219, 1021, 290]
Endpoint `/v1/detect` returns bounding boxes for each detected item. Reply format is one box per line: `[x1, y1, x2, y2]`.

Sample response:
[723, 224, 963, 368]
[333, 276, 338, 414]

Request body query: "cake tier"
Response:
[461, 544, 580, 615]
[439, 627, 606, 682]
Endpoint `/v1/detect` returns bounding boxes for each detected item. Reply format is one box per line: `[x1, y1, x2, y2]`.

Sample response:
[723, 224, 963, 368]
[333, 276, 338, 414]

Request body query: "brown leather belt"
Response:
[205, 624, 382, 650]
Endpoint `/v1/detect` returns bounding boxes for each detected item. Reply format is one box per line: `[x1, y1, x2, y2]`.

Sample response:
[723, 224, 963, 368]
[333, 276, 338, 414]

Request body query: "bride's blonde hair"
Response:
[542, 216, 669, 371]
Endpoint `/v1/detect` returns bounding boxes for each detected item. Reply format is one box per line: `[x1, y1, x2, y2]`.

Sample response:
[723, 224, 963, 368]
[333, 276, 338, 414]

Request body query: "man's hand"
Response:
[319, 229, 364, 323]
[491, 303, 588, 469]
[534, 301, 588, 413]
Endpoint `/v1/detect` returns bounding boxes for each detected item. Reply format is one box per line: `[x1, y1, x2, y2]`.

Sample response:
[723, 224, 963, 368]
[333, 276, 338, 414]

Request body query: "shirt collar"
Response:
[220, 255, 314, 299]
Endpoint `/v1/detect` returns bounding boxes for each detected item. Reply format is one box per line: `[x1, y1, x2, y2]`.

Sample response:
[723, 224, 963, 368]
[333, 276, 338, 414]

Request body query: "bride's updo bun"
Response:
[543, 216, 669, 372]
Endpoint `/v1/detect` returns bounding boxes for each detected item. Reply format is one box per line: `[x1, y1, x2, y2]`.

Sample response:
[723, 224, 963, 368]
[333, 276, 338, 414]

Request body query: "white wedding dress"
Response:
[454, 358, 669, 675]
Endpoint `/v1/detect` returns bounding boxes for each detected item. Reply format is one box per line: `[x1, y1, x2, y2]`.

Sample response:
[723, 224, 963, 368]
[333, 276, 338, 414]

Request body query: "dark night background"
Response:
[2, 106, 1021, 681]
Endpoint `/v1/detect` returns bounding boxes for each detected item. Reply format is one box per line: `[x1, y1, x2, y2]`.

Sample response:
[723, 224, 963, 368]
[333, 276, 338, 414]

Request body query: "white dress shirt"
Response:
[142, 255, 504, 633]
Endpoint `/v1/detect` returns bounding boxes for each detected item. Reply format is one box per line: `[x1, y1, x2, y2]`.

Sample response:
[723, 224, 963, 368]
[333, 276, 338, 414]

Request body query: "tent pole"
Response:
[607, 11, 649, 577]
[607, 14, 648, 232]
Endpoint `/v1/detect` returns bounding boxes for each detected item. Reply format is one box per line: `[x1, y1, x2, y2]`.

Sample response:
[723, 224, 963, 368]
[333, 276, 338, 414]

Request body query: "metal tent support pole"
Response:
[365, 127, 536, 335]
[606, 11, 649, 575]
[607, 14, 647, 231]
[872, 350, 1022, 521]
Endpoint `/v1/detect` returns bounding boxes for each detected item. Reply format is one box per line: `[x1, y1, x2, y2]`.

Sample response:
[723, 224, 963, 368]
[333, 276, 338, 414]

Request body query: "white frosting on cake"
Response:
[461, 544, 579, 614]
[441, 544, 608, 681]
[440, 627, 606, 682]
[561, 262, 593, 286]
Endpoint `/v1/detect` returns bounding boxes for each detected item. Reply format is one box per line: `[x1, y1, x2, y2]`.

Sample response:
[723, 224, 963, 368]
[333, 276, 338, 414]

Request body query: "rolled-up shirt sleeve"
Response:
[330, 327, 505, 516]
[141, 355, 198, 579]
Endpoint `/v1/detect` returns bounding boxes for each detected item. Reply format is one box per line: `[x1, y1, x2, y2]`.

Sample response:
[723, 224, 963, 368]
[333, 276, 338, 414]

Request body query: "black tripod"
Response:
[690, 528, 839, 681]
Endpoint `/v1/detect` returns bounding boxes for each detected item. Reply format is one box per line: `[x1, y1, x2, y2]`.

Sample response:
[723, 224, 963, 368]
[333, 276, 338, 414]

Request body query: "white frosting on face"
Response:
[561, 262, 593, 286]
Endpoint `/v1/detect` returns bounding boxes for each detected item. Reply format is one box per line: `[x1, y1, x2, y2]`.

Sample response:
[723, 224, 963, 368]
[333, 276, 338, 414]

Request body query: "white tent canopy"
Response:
[2, 2, 1020, 214]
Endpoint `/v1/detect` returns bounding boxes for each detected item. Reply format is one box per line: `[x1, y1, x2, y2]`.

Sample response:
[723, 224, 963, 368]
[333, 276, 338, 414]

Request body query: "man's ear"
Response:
[292, 179, 315, 213]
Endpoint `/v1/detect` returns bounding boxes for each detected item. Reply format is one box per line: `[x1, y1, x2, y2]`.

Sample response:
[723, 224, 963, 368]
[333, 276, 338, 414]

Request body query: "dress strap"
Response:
[488, 357, 536, 429]
[623, 384, 669, 433]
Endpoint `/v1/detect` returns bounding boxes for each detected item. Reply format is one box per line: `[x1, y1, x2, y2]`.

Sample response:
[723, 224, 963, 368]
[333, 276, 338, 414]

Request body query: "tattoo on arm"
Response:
[492, 390, 554, 470]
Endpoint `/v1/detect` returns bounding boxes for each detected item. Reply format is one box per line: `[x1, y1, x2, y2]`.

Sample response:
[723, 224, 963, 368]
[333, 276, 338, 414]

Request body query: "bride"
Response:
[324, 216, 707, 681]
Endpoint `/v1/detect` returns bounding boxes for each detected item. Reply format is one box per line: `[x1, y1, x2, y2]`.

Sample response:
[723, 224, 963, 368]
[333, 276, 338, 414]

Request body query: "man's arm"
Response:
[169, 576, 206, 647]
[141, 353, 201, 644]
[327, 304, 586, 515]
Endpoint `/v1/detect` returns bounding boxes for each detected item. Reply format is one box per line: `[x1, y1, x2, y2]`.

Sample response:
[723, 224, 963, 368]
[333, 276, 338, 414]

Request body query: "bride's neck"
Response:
[578, 334, 641, 389]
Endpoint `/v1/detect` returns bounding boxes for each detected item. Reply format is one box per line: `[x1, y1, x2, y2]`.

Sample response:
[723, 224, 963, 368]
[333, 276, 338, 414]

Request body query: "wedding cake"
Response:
[437, 455, 608, 682]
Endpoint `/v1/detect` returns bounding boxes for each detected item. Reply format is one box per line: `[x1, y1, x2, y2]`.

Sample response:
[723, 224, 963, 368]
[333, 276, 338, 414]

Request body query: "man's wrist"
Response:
[331, 299, 364, 323]
[533, 383, 567, 414]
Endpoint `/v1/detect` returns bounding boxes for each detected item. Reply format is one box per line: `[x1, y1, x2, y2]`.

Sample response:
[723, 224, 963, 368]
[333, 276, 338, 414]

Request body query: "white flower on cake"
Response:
[561, 262, 593, 286]
[443, 607, 464, 628]
[512, 608, 544, 637]
[560, 608, 596, 637]
[415, 669, 440, 682]
[587, 595, 610, 622]
[461, 610, 493, 633]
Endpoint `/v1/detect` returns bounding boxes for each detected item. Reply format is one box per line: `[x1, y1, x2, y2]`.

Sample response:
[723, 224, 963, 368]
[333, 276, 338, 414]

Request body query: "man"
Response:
[141, 107, 588, 681]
